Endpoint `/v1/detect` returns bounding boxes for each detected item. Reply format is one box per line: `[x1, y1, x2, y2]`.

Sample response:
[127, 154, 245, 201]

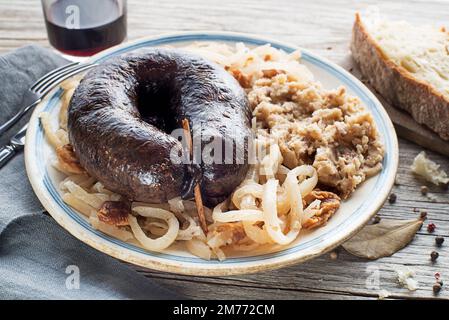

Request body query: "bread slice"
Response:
[351, 11, 449, 140]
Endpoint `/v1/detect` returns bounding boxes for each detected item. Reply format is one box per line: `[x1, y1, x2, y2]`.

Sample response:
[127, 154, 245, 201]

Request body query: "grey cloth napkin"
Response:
[0, 45, 180, 300]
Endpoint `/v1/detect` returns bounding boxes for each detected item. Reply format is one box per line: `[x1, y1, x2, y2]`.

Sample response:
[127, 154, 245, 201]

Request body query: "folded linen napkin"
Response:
[0, 45, 180, 300]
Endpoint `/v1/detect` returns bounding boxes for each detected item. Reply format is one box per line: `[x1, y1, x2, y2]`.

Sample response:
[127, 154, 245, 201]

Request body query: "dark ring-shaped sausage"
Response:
[68, 48, 252, 205]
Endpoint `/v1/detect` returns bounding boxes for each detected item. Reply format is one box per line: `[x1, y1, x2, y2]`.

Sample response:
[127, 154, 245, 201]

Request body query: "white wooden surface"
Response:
[0, 0, 448, 299]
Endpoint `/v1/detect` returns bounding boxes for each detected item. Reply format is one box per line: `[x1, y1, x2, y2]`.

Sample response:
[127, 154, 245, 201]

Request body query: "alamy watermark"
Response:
[65, 5, 80, 29]
[166, 123, 269, 167]
[65, 265, 80, 290]
[365, 265, 381, 290]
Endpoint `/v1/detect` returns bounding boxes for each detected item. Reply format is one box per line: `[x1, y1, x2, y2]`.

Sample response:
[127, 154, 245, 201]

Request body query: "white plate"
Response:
[25, 32, 398, 276]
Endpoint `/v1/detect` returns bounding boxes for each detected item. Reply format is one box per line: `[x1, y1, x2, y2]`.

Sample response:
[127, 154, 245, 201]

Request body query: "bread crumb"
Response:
[411, 152, 449, 185]
[420, 185, 428, 195]
[395, 266, 419, 291]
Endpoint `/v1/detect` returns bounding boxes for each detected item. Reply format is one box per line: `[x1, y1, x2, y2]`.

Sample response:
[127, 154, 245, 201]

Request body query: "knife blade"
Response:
[0, 124, 27, 169]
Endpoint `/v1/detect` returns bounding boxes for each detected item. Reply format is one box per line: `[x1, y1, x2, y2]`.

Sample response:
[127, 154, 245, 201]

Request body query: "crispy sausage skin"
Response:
[68, 48, 252, 205]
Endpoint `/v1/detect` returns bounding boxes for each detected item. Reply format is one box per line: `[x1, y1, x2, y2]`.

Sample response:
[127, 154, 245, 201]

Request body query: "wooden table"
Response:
[1, 0, 448, 300]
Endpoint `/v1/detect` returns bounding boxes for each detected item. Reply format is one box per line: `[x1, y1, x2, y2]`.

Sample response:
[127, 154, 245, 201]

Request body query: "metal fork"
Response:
[0, 61, 96, 136]
[0, 124, 27, 169]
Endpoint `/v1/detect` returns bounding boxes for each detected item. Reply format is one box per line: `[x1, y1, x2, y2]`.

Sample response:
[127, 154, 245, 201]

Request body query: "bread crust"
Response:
[351, 13, 449, 140]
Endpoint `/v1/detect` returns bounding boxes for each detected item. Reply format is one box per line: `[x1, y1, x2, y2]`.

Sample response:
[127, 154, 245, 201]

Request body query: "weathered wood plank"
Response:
[0, 0, 448, 300]
[137, 273, 376, 300]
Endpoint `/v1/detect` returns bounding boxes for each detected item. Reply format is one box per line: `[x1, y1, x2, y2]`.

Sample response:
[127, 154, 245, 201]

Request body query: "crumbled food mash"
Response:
[411, 151, 449, 185]
[248, 74, 384, 199]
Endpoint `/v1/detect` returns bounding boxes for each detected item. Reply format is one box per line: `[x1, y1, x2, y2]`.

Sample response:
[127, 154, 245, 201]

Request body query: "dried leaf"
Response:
[342, 218, 423, 259]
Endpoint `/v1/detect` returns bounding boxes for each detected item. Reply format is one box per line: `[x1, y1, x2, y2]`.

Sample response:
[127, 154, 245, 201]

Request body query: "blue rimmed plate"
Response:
[25, 32, 398, 276]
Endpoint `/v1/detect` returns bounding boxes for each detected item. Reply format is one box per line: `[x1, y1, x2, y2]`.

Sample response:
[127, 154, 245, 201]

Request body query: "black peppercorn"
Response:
[388, 193, 397, 204]
[435, 236, 445, 247]
[373, 215, 381, 224]
[431, 251, 439, 261]
[433, 282, 442, 294]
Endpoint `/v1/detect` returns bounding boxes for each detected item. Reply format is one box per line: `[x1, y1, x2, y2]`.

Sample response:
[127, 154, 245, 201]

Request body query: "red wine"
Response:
[44, 0, 127, 56]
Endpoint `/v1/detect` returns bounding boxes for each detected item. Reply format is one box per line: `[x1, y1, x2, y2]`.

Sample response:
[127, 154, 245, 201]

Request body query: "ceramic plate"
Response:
[25, 32, 398, 276]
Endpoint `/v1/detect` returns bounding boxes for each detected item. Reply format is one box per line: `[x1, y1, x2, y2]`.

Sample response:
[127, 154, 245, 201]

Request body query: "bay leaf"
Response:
[342, 218, 423, 260]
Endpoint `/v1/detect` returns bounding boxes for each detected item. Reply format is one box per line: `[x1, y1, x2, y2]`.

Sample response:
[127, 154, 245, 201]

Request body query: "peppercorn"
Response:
[427, 223, 436, 233]
[433, 282, 442, 294]
[435, 236, 445, 247]
[420, 185, 428, 195]
[373, 215, 381, 224]
[431, 251, 439, 261]
[420, 211, 427, 220]
[388, 193, 397, 204]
